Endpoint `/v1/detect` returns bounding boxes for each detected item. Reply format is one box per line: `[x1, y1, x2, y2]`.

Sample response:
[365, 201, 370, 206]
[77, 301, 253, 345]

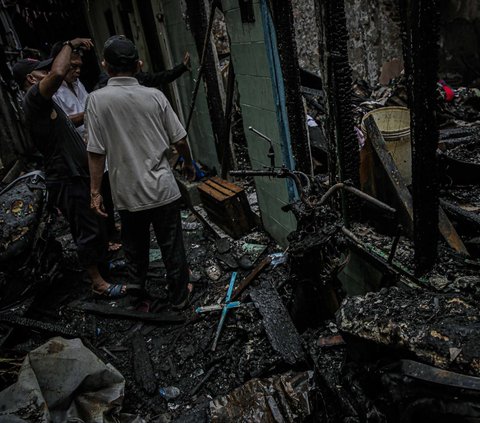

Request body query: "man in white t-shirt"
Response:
[86, 36, 195, 309]
[51, 41, 120, 252]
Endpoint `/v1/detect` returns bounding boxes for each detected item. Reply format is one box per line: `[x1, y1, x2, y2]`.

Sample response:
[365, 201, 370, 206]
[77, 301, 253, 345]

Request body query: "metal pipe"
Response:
[319, 182, 396, 215]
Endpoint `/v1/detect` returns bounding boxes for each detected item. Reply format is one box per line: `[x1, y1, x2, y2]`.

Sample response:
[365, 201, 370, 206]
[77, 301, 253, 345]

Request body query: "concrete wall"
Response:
[331, 0, 480, 86]
[222, 0, 297, 245]
[291, 0, 320, 75]
[344, 0, 402, 87]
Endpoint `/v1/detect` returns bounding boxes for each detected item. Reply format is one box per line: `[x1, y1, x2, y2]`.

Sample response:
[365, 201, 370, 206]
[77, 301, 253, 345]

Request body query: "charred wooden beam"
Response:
[400, 359, 480, 391]
[400, 0, 441, 274]
[73, 302, 184, 324]
[250, 280, 305, 365]
[0, 314, 79, 338]
[438, 153, 480, 186]
[440, 199, 480, 235]
[132, 332, 157, 395]
[269, 0, 311, 174]
[315, 0, 360, 223]
[365, 116, 468, 257]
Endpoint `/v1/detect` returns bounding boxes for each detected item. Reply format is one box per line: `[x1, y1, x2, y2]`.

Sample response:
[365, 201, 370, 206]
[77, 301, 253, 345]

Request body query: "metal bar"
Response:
[319, 182, 396, 215]
[211, 272, 237, 351]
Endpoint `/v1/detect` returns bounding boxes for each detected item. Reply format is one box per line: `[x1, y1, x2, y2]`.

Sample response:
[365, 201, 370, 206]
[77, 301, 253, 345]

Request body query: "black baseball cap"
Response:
[103, 35, 138, 67]
[12, 58, 53, 85]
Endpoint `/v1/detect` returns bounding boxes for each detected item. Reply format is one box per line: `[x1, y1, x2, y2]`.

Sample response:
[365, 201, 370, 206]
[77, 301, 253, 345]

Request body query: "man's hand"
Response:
[70, 38, 94, 51]
[182, 162, 196, 182]
[90, 192, 108, 218]
[183, 52, 191, 70]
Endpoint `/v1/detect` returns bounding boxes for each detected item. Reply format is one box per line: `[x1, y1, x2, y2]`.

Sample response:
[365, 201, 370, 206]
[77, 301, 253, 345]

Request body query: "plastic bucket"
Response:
[361, 107, 412, 185]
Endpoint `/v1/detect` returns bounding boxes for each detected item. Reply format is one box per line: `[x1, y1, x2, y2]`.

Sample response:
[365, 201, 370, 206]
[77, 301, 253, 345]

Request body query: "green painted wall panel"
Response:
[223, 0, 297, 245]
[161, 1, 220, 171]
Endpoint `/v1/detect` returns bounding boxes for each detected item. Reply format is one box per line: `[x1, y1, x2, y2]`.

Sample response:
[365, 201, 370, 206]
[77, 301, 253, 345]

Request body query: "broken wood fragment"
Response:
[0, 314, 79, 338]
[131, 332, 157, 395]
[441, 199, 480, 232]
[231, 255, 272, 301]
[190, 364, 219, 396]
[250, 281, 305, 365]
[73, 302, 184, 324]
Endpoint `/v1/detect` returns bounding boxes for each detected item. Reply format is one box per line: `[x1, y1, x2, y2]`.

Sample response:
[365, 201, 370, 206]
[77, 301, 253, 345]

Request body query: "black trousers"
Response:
[47, 177, 108, 268]
[101, 172, 116, 240]
[119, 199, 189, 304]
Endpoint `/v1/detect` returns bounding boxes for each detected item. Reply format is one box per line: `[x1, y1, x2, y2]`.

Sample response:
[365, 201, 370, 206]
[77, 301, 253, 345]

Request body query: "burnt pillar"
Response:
[399, 0, 440, 275]
[269, 0, 311, 174]
[185, 0, 230, 170]
[314, 0, 360, 223]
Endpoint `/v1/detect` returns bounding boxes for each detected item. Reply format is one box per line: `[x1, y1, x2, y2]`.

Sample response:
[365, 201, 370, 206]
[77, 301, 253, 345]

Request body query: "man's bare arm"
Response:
[175, 137, 196, 181]
[88, 151, 107, 217]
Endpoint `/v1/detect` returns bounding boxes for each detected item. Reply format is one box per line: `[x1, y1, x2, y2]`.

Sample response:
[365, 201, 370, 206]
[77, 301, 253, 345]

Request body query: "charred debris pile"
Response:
[3, 4, 480, 423]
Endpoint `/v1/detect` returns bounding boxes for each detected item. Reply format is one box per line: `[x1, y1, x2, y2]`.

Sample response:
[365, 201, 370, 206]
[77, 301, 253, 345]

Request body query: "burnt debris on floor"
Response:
[3, 1, 480, 422]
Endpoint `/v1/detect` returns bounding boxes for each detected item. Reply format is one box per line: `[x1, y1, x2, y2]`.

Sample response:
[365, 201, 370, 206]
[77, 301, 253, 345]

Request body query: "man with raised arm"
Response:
[13, 38, 126, 298]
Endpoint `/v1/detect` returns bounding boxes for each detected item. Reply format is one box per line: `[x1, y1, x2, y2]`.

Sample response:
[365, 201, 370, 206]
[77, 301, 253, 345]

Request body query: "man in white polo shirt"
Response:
[86, 35, 195, 309]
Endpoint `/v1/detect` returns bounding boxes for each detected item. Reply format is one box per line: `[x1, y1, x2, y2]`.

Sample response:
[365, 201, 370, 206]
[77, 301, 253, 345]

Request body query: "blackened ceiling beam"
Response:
[314, 0, 360, 223]
[399, 0, 440, 275]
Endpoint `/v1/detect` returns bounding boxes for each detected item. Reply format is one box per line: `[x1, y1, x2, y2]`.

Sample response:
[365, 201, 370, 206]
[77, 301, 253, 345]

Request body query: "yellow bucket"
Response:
[361, 107, 412, 185]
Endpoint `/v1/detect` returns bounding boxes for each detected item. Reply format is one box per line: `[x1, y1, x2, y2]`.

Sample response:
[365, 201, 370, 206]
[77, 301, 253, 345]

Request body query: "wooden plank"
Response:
[250, 280, 305, 365]
[365, 115, 414, 236]
[197, 182, 229, 202]
[204, 178, 237, 197]
[365, 116, 468, 256]
[132, 332, 157, 394]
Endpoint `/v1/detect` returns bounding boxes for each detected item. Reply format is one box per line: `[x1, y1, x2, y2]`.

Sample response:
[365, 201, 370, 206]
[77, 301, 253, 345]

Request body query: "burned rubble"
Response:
[3, 0, 480, 422]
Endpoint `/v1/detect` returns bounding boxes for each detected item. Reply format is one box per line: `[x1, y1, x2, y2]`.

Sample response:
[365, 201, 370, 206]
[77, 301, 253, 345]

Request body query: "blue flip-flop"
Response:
[93, 283, 126, 299]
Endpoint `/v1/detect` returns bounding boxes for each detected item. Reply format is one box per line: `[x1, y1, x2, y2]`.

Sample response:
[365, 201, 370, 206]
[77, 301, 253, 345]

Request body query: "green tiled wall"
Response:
[222, 0, 297, 246]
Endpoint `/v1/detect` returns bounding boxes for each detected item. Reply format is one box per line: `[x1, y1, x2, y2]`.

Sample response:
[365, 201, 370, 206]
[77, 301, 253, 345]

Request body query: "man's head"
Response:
[50, 41, 83, 85]
[12, 58, 53, 90]
[102, 35, 140, 76]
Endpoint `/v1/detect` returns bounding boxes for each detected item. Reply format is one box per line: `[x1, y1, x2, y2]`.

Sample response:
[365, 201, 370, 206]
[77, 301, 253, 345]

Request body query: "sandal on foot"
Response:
[93, 283, 127, 299]
[172, 284, 194, 310]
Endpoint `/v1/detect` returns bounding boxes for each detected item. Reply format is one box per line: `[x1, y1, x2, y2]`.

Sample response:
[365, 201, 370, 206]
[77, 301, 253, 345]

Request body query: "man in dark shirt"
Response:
[13, 38, 126, 298]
